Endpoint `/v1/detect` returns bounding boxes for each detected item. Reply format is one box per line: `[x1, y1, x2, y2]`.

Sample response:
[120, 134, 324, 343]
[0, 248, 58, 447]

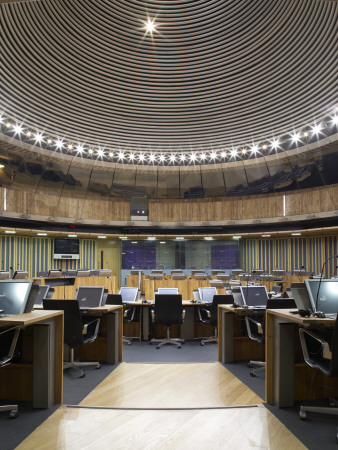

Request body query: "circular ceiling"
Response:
[1, 0, 337, 162]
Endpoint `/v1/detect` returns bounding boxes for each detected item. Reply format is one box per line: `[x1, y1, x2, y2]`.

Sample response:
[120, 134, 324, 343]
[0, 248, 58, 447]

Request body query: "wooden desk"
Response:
[143, 279, 225, 301]
[33, 275, 117, 299]
[218, 305, 265, 364]
[0, 310, 63, 408]
[265, 309, 336, 408]
[77, 305, 123, 364]
[125, 300, 213, 341]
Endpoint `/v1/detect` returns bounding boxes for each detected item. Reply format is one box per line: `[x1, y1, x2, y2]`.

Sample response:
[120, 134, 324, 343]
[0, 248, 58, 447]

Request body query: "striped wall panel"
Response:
[241, 237, 338, 278]
[0, 237, 96, 277]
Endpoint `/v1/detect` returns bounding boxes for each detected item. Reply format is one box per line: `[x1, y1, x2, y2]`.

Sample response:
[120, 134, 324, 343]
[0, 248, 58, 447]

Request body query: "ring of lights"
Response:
[0, 0, 337, 167]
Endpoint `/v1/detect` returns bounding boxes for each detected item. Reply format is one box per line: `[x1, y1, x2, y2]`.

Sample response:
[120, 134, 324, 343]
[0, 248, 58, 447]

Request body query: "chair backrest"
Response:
[266, 298, 296, 309]
[43, 299, 84, 347]
[105, 294, 123, 306]
[330, 317, 338, 376]
[154, 294, 183, 325]
[209, 295, 234, 325]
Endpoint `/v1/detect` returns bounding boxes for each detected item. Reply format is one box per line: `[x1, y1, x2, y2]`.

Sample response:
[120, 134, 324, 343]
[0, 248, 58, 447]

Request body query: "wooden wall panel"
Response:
[1, 185, 338, 224]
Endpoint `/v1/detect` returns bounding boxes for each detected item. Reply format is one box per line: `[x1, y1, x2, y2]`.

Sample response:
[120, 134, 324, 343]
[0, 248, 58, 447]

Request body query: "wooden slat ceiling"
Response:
[0, 0, 337, 160]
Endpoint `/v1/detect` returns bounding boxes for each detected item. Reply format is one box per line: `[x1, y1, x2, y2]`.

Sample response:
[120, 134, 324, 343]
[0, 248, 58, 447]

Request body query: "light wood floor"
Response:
[17, 362, 305, 449]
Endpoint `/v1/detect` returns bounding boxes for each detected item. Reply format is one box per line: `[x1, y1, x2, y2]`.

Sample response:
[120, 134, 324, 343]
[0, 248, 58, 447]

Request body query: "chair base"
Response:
[123, 337, 133, 345]
[248, 360, 265, 377]
[300, 397, 338, 419]
[200, 336, 217, 346]
[64, 348, 100, 378]
[0, 404, 18, 418]
[150, 337, 185, 349]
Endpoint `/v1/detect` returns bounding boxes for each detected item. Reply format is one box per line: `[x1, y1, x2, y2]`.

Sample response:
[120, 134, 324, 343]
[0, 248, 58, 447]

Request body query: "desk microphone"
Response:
[107, 276, 113, 294]
[297, 266, 305, 283]
[314, 254, 338, 316]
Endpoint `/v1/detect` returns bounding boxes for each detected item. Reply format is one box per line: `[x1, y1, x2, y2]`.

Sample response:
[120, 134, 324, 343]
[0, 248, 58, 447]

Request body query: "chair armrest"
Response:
[245, 316, 263, 340]
[299, 328, 332, 363]
[198, 307, 210, 322]
[82, 318, 100, 337]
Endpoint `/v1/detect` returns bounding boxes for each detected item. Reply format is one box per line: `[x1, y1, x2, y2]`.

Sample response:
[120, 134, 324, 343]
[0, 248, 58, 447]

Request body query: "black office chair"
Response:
[246, 298, 296, 376]
[43, 299, 101, 378]
[299, 317, 338, 440]
[150, 294, 184, 349]
[0, 326, 20, 418]
[198, 294, 234, 345]
[105, 294, 136, 345]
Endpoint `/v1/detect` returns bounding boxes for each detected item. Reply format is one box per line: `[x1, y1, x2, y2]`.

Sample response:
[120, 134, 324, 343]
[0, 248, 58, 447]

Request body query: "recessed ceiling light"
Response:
[132, 241, 138, 244]
[262, 234, 271, 237]
[232, 236, 241, 240]
[160, 241, 166, 244]
[5, 230, 16, 234]
[68, 234, 77, 237]
[204, 237, 214, 240]
[119, 236, 128, 240]
[147, 237, 156, 240]
[292, 232, 302, 236]
[37, 232, 48, 236]
[97, 236, 106, 239]
[176, 237, 185, 240]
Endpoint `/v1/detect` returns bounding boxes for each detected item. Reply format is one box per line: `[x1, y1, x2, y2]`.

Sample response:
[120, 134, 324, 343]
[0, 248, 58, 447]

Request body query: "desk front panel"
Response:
[34, 275, 117, 299]
[265, 309, 338, 407]
[144, 279, 225, 301]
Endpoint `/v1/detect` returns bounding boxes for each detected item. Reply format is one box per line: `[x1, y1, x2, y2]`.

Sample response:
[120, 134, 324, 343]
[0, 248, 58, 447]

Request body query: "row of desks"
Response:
[0, 305, 123, 409]
[218, 305, 337, 407]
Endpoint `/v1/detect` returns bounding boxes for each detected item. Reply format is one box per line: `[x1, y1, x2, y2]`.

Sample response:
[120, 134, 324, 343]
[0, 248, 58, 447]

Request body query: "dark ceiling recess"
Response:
[0, 216, 337, 236]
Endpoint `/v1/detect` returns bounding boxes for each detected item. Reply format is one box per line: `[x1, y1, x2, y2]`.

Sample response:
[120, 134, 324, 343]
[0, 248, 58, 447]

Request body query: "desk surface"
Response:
[267, 308, 335, 326]
[0, 309, 63, 326]
[125, 300, 208, 307]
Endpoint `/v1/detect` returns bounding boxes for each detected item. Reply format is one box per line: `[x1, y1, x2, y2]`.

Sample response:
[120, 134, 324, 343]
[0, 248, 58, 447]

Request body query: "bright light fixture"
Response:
[68, 234, 77, 237]
[204, 237, 214, 240]
[97, 235, 107, 239]
[262, 234, 271, 237]
[13, 124, 23, 135]
[232, 235, 241, 239]
[147, 236, 156, 240]
[119, 236, 128, 239]
[5, 230, 16, 234]
[143, 17, 157, 34]
[176, 237, 184, 240]
[292, 232, 302, 236]
[37, 232, 48, 236]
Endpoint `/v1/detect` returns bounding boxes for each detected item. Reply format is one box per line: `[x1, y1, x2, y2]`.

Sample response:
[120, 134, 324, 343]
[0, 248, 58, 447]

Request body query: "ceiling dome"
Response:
[1, 0, 337, 159]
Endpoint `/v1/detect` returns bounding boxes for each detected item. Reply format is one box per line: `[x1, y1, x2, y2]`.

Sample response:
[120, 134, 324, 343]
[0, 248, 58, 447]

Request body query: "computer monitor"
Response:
[194, 274, 208, 280]
[75, 286, 105, 310]
[305, 279, 338, 316]
[12, 271, 28, 280]
[171, 270, 183, 274]
[48, 269, 62, 278]
[198, 287, 217, 303]
[172, 274, 186, 280]
[217, 274, 230, 281]
[191, 270, 204, 275]
[0, 280, 35, 315]
[66, 269, 78, 277]
[158, 288, 179, 295]
[0, 271, 9, 280]
[290, 283, 312, 310]
[34, 285, 55, 305]
[148, 274, 163, 280]
[240, 285, 269, 308]
[76, 270, 91, 277]
[131, 270, 143, 275]
[119, 287, 139, 303]
[151, 270, 163, 274]
[231, 269, 243, 276]
[98, 269, 112, 277]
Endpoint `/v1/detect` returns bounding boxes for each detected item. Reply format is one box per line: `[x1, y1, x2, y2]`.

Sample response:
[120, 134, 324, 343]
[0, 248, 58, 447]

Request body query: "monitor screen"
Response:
[48, 270, 62, 278]
[198, 287, 217, 303]
[12, 271, 28, 280]
[305, 279, 338, 314]
[119, 287, 138, 302]
[240, 285, 268, 307]
[158, 288, 179, 295]
[0, 281, 33, 315]
[34, 285, 54, 305]
[75, 286, 105, 309]
[54, 238, 79, 254]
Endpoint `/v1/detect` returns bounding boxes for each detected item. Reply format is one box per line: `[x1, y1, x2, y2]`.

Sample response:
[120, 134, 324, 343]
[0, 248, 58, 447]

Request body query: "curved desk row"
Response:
[33, 275, 117, 299]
